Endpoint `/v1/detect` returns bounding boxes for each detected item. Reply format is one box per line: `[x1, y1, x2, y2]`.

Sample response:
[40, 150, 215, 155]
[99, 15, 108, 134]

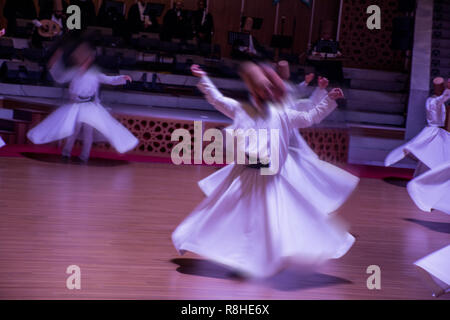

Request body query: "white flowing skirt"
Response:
[407, 162, 450, 214]
[173, 153, 356, 278]
[199, 146, 359, 216]
[27, 102, 138, 154]
[414, 245, 450, 290]
[385, 126, 450, 169]
[0, 137, 5, 148]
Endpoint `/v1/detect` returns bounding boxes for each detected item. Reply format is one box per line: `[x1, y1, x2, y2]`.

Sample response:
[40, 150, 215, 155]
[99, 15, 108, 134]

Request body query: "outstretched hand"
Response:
[122, 75, 132, 82]
[443, 88, 450, 101]
[191, 64, 206, 78]
[328, 88, 344, 100]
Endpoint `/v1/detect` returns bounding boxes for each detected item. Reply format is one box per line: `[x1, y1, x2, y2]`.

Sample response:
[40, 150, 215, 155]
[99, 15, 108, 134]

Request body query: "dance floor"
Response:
[0, 156, 448, 300]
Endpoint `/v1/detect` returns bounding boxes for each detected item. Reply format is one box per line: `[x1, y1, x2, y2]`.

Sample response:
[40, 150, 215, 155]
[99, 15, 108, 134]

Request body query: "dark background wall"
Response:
[0, 0, 409, 72]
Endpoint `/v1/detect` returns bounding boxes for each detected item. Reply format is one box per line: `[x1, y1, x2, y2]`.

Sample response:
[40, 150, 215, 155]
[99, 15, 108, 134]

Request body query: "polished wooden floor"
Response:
[0, 156, 449, 300]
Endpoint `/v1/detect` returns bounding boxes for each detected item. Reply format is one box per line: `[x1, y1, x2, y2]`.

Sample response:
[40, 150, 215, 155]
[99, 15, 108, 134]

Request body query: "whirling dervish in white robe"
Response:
[411, 168, 450, 296]
[172, 63, 355, 278]
[198, 65, 359, 217]
[27, 43, 138, 162]
[414, 244, 450, 297]
[385, 78, 450, 176]
[407, 161, 450, 215]
[0, 137, 5, 148]
[405, 147, 449, 297]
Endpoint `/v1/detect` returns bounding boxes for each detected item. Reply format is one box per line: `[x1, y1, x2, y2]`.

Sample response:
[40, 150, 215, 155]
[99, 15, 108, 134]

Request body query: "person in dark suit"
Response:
[3, 0, 38, 36]
[231, 17, 266, 61]
[160, 0, 190, 41]
[126, 0, 159, 34]
[192, 0, 214, 44]
[31, 0, 68, 47]
[308, 20, 344, 83]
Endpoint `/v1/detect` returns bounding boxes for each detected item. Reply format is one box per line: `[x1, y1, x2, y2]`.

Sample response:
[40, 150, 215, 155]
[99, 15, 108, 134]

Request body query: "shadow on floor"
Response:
[383, 177, 409, 187]
[171, 258, 352, 291]
[171, 258, 244, 281]
[21, 152, 129, 167]
[263, 268, 352, 292]
[404, 218, 450, 234]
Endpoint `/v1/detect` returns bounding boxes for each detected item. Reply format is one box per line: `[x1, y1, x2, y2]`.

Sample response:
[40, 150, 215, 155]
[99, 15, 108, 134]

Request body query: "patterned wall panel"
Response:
[339, 0, 406, 71]
[9, 103, 349, 163]
[299, 127, 349, 163]
[93, 114, 196, 158]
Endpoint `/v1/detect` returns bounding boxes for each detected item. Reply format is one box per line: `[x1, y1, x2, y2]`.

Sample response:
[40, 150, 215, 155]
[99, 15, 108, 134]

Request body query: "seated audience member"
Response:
[231, 17, 264, 60]
[49, 0, 68, 32]
[31, 0, 67, 47]
[160, 0, 190, 41]
[3, 0, 38, 36]
[97, 0, 128, 38]
[308, 20, 344, 82]
[126, 0, 159, 34]
[311, 20, 342, 58]
[192, 0, 214, 44]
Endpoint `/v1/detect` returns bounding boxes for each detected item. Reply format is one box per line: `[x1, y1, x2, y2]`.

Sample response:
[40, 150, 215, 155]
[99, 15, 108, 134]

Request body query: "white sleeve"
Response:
[310, 87, 328, 105]
[291, 98, 315, 112]
[287, 95, 337, 128]
[197, 76, 241, 119]
[98, 74, 128, 86]
[426, 92, 449, 125]
[32, 19, 42, 27]
[296, 81, 309, 98]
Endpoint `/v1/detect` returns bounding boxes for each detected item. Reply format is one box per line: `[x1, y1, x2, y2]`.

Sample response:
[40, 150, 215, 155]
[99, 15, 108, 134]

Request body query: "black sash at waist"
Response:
[74, 95, 95, 103]
[245, 153, 270, 169]
[246, 162, 270, 169]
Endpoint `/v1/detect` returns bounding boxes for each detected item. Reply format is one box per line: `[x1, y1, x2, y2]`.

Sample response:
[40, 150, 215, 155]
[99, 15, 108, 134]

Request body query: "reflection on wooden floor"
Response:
[0, 157, 448, 299]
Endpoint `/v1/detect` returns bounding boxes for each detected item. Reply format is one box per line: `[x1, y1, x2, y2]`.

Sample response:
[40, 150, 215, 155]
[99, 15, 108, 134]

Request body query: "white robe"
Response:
[407, 162, 450, 214]
[198, 78, 359, 216]
[27, 61, 138, 154]
[409, 163, 450, 295]
[385, 93, 450, 172]
[414, 245, 450, 295]
[0, 137, 5, 148]
[172, 76, 355, 278]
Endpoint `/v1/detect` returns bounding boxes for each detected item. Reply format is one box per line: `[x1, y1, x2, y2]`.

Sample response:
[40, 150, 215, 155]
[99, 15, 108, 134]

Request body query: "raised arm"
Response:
[47, 50, 77, 84]
[291, 77, 334, 112]
[192, 65, 241, 119]
[309, 87, 328, 105]
[287, 88, 343, 128]
[98, 74, 132, 86]
[426, 89, 450, 125]
[296, 73, 315, 98]
[310, 77, 330, 105]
